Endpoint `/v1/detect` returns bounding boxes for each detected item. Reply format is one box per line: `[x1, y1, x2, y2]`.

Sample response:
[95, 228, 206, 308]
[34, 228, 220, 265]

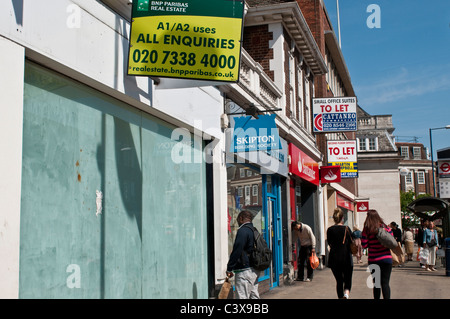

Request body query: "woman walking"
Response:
[361, 209, 393, 299]
[327, 208, 354, 299]
[423, 221, 439, 271]
[402, 227, 414, 261]
[352, 226, 363, 263]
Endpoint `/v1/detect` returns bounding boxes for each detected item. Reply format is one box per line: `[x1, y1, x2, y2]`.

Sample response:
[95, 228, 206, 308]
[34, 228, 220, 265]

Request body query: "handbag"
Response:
[427, 231, 437, 247]
[309, 252, 320, 269]
[376, 226, 398, 250]
[344, 226, 358, 255]
[218, 277, 232, 299]
[391, 242, 405, 266]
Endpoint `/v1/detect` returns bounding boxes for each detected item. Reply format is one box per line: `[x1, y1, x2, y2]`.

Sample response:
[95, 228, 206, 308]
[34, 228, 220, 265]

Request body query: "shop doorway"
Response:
[263, 175, 282, 288]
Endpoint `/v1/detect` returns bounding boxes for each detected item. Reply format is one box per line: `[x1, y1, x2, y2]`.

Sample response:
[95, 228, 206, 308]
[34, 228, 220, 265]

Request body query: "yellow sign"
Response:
[329, 162, 358, 178]
[128, 2, 244, 82]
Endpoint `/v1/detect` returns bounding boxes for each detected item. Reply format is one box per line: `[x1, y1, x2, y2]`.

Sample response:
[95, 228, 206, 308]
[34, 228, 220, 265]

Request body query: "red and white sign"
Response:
[337, 194, 354, 211]
[327, 140, 357, 162]
[289, 143, 319, 185]
[356, 201, 369, 212]
[320, 166, 341, 184]
[438, 161, 450, 178]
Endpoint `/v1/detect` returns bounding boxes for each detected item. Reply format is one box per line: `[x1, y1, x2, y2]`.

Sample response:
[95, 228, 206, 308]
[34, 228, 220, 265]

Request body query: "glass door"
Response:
[263, 175, 282, 288]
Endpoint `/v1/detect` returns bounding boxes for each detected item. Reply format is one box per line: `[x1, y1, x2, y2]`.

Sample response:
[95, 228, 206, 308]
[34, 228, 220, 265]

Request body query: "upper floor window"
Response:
[417, 171, 425, 184]
[413, 147, 421, 159]
[401, 146, 409, 159]
[358, 138, 366, 151]
[358, 137, 378, 151]
[304, 76, 311, 133]
[406, 172, 413, 184]
[368, 137, 377, 151]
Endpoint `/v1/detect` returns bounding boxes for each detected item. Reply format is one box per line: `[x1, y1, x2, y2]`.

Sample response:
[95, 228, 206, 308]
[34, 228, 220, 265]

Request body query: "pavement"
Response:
[261, 248, 450, 299]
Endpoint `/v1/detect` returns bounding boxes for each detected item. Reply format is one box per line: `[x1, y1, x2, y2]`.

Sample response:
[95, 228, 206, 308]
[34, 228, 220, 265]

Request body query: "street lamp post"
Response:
[429, 125, 450, 197]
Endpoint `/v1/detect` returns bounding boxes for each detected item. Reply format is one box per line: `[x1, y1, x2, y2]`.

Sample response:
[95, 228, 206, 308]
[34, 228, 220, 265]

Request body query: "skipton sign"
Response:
[128, 0, 244, 82]
[313, 97, 357, 132]
[230, 114, 282, 153]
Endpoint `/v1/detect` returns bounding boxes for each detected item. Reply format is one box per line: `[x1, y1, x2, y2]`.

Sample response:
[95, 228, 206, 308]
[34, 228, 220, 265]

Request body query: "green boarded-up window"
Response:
[20, 62, 208, 298]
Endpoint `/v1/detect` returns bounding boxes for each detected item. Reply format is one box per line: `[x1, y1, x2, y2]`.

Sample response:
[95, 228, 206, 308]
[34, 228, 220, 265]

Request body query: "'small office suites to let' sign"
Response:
[128, 0, 244, 82]
[313, 97, 357, 132]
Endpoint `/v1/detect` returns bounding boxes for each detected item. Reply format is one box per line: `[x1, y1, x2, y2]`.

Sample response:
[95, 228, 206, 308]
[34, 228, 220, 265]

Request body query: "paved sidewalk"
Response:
[262, 253, 450, 299]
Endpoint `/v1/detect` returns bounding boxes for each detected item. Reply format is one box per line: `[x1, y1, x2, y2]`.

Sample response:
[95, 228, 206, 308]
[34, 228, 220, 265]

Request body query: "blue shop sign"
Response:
[230, 114, 282, 153]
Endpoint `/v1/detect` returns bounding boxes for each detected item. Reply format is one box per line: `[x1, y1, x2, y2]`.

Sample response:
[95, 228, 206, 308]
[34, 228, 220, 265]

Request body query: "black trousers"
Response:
[297, 245, 313, 280]
[331, 265, 353, 298]
[370, 263, 392, 299]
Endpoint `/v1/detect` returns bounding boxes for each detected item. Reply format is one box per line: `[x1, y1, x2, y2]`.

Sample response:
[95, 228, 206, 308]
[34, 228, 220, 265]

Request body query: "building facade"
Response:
[295, 0, 359, 265]
[234, 0, 327, 290]
[397, 142, 434, 196]
[0, 0, 335, 298]
[1, 0, 229, 298]
[356, 106, 402, 227]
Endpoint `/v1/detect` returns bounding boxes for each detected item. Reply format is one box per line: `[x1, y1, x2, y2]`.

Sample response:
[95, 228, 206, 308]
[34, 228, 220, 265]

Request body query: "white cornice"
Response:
[245, 2, 328, 76]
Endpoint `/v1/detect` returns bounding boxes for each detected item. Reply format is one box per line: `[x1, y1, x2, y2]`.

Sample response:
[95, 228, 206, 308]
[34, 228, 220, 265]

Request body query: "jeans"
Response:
[234, 268, 260, 299]
[297, 245, 314, 280]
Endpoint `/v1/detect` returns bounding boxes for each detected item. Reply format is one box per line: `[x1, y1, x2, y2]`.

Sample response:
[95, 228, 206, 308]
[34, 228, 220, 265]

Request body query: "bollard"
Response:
[445, 238, 450, 277]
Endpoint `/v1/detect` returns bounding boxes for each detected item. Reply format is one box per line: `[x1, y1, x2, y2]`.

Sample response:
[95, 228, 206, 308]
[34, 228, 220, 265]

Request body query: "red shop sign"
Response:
[356, 201, 369, 212]
[289, 143, 319, 185]
[320, 165, 341, 184]
[337, 194, 354, 211]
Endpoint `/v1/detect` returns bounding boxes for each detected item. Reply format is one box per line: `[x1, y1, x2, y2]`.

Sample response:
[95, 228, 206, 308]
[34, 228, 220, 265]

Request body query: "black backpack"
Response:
[243, 225, 272, 271]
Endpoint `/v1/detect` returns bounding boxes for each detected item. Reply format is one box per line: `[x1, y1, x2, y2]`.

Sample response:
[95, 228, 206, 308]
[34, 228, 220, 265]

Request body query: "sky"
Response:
[323, 0, 450, 159]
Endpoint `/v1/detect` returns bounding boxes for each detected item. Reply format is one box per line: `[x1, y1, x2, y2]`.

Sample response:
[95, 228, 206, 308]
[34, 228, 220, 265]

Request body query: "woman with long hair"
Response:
[361, 209, 393, 299]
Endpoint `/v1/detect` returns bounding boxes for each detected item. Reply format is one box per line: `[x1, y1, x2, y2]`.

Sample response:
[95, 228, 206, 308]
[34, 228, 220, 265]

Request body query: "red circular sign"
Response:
[314, 114, 323, 131]
[440, 162, 450, 173]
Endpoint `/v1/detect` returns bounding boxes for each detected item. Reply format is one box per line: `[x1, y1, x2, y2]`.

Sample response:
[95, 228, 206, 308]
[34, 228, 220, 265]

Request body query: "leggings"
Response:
[331, 265, 353, 298]
[370, 263, 392, 299]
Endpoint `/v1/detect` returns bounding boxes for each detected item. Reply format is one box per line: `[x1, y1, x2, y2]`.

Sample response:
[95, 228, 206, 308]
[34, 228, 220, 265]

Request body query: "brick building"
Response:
[245, 0, 360, 270]
[397, 142, 434, 196]
[295, 0, 359, 232]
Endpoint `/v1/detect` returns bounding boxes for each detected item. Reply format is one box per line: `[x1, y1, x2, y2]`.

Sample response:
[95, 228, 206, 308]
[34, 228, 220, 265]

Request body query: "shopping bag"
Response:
[418, 247, 429, 264]
[218, 277, 232, 299]
[309, 252, 320, 269]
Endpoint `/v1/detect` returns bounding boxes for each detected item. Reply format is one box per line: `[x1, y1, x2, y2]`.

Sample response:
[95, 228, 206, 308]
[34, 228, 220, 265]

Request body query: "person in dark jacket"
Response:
[226, 210, 260, 299]
[389, 222, 402, 243]
[327, 208, 354, 299]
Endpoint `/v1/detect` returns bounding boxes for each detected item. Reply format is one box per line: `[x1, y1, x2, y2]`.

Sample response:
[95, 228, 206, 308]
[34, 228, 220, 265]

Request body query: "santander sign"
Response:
[289, 143, 319, 185]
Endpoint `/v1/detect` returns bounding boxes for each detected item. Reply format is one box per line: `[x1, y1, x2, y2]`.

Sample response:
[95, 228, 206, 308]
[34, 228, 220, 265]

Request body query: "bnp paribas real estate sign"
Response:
[128, 0, 244, 82]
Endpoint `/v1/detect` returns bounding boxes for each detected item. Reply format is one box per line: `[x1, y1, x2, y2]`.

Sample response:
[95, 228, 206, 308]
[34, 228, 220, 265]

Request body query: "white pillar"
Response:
[0, 37, 25, 299]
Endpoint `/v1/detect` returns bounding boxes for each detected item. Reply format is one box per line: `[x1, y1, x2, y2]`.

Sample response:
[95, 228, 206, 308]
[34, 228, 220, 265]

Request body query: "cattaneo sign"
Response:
[128, 0, 244, 82]
[313, 97, 357, 132]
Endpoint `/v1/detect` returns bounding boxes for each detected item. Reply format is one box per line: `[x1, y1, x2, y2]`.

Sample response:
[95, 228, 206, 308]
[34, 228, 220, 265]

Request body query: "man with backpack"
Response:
[226, 210, 263, 299]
